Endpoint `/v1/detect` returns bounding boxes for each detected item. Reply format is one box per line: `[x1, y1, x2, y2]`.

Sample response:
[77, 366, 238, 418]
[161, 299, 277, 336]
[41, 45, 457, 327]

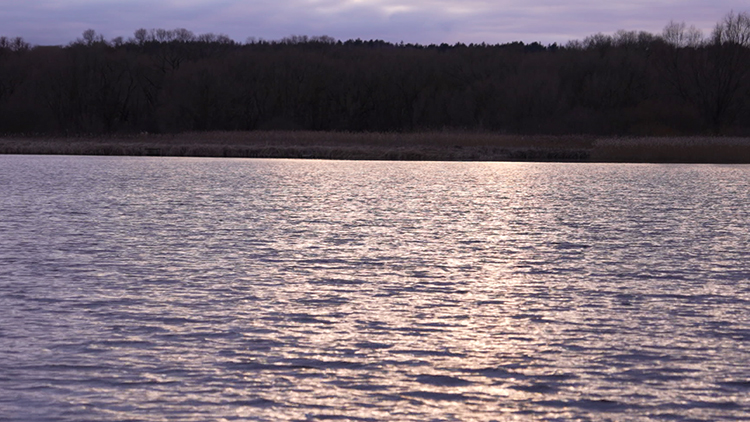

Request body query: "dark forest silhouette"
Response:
[1, 11, 749, 136]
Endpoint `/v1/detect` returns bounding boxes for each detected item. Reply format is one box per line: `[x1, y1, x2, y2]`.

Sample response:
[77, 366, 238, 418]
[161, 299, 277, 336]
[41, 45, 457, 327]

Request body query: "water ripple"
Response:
[1, 156, 749, 421]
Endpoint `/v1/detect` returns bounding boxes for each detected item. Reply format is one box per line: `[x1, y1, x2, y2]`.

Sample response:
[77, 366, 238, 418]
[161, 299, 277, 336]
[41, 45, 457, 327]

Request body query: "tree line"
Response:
[1, 11, 750, 136]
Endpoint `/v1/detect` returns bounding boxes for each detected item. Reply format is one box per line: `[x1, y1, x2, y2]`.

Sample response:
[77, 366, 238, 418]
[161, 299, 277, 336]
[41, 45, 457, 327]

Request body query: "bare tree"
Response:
[0, 36, 30, 52]
[712, 11, 750, 46]
[80, 29, 104, 46]
[173, 28, 195, 43]
[133, 28, 149, 44]
[660, 12, 750, 132]
[662, 21, 704, 47]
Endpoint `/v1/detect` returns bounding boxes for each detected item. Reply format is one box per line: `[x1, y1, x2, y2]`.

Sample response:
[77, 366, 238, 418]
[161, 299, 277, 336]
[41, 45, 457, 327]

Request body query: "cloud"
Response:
[1, 0, 747, 46]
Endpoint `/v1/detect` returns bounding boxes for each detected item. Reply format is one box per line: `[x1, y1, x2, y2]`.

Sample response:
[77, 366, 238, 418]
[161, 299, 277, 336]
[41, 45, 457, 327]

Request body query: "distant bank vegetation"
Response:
[3, 132, 749, 163]
[1, 11, 750, 138]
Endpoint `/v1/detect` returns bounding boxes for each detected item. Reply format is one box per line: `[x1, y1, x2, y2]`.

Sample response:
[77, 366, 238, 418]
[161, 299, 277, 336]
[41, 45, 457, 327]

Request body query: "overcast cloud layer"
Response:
[1, 0, 747, 46]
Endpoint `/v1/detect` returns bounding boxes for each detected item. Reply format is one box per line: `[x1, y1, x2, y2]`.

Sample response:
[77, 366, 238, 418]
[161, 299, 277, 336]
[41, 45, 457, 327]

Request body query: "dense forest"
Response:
[1, 11, 750, 136]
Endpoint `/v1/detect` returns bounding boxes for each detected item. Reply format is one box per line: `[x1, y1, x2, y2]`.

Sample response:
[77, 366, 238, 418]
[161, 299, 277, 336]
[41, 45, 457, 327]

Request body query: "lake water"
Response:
[1, 155, 749, 421]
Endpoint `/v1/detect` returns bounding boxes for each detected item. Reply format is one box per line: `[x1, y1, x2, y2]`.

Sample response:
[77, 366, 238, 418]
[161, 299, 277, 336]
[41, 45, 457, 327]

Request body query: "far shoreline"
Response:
[1, 131, 749, 164]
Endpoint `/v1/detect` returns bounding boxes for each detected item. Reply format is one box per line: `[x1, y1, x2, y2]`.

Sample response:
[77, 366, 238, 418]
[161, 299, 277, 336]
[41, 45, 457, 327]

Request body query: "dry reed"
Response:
[0, 131, 592, 161]
[591, 137, 750, 163]
[1, 132, 749, 163]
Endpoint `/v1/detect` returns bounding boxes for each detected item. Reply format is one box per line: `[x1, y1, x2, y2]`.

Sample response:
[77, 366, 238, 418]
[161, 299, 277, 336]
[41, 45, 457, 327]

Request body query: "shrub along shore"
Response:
[1, 131, 749, 163]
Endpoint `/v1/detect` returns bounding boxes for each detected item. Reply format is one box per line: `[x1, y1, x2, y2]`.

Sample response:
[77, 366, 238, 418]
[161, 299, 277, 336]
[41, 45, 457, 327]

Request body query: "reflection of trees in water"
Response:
[1, 12, 749, 136]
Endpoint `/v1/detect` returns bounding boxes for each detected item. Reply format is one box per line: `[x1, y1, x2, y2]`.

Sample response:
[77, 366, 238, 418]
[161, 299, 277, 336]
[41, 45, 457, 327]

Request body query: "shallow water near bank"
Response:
[1, 155, 749, 421]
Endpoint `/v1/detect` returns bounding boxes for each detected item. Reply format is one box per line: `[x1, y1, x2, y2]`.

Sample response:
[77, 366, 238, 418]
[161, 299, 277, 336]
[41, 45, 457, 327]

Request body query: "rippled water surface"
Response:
[1, 155, 750, 421]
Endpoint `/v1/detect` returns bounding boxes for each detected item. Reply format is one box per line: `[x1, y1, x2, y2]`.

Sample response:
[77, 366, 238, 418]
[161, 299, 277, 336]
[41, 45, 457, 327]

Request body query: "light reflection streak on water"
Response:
[0, 156, 749, 421]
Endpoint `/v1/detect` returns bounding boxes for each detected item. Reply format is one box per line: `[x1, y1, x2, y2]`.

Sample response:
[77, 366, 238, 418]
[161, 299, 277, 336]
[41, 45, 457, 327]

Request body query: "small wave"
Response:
[539, 398, 628, 411]
[402, 391, 469, 402]
[466, 367, 525, 379]
[682, 400, 741, 409]
[390, 349, 466, 357]
[223, 361, 317, 371]
[719, 379, 750, 389]
[415, 374, 473, 387]
[551, 241, 592, 250]
[222, 397, 279, 408]
[509, 382, 558, 393]
[305, 414, 378, 421]
[311, 278, 366, 286]
[289, 315, 337, 325]
[354, 341, 393, 350]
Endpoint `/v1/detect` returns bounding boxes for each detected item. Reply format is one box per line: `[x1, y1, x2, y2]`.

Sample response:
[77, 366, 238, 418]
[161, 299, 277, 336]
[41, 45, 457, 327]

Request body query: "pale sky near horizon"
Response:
[1, 0, 747, 46]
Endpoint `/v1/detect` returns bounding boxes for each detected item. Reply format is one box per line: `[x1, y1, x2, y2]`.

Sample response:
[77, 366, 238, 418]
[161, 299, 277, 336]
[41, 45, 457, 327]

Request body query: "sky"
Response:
[1, 0, 747, 46]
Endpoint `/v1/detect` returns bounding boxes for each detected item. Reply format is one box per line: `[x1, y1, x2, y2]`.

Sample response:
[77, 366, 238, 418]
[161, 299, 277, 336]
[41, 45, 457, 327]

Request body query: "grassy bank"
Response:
[1, 132, 749, 163]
